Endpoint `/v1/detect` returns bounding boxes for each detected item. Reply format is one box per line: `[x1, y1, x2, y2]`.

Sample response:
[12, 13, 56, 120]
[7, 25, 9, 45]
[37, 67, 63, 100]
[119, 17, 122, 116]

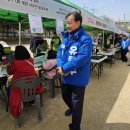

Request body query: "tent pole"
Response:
[102, 29, 104, 49]
[113, 31, 115, 45]
[19, 21, 21, 45]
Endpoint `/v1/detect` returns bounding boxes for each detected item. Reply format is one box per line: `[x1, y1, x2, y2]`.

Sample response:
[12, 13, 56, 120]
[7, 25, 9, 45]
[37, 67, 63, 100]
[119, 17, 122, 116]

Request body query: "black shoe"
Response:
[69, 123, 80, 130]
[69, 124, 72, 130]
[127, 64, 130, 66]
[65, 109, 72, 116]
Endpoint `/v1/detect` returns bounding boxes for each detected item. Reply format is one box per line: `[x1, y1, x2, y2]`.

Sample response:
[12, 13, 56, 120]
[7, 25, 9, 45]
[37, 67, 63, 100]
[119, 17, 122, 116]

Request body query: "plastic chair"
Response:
[9, 76, 43, 128]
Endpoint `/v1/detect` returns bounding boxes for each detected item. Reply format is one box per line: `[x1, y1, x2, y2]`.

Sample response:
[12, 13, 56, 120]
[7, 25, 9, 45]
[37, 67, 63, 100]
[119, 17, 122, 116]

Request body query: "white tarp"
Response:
[0, 0, 76, 20]
[28, 14, 43, 33]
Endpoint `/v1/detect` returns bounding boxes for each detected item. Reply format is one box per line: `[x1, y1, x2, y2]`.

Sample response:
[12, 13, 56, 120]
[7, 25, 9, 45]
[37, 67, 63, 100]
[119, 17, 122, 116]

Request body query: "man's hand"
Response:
[57, 67, 64, 75]
[63, 73, 69, 76]
[57, 67, 69, 76]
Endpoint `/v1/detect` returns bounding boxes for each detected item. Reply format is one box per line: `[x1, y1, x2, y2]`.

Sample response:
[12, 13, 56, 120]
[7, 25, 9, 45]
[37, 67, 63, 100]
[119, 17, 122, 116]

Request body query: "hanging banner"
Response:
[28, 14, 43, 33]
[0, 0, 76, 20]
[82, 12, 96, 27]
[82, 12, 107, 30]
[95, 20, 107, 30]
[56, 19, 64, 35]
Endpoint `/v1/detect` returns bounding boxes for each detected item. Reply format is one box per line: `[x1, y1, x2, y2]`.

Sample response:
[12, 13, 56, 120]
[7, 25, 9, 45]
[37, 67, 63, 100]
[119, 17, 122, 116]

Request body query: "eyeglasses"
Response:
[65, 21, 73, 25]
[65, 19, 79, 25]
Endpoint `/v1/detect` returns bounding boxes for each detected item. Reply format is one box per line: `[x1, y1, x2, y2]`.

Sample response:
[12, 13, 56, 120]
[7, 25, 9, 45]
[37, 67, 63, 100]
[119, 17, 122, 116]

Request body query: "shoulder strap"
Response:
[25, 60, 34, 67]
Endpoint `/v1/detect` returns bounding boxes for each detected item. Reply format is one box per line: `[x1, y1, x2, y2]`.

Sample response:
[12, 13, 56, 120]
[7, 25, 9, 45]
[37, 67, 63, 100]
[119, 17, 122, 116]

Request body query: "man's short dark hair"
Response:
[65, 11, 82, 25]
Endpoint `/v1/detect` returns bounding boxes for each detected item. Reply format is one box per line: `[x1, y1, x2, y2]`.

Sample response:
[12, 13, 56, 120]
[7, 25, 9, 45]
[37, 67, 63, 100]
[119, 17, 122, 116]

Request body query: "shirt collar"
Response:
[62, 26, 84, 41]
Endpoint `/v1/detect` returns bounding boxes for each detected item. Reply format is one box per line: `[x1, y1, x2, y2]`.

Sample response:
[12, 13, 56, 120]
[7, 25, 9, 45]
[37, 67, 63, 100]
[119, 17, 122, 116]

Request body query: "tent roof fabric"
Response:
[0, 8, 56, 28]
[54, 0, 77, 9]
[0, 1, 112, 26]
[0, 8, 27, 21]
[0, 1, 124, 33]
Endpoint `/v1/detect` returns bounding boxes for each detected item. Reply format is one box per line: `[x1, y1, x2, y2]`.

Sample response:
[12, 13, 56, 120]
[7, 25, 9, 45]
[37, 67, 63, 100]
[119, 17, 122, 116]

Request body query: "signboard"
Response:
[0, 0, 123, 33]
[56, 19, 64, 35]
[82, 12, 96, 27]
[95, 20, 107, 29]
[82, 12, 110, 31]
[28, 14, 43, 33]
[0, 0, 76, 20]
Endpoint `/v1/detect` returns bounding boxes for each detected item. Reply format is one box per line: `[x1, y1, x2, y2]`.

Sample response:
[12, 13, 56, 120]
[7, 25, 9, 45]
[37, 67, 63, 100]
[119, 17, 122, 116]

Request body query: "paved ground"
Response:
[1, 40, 130, 130]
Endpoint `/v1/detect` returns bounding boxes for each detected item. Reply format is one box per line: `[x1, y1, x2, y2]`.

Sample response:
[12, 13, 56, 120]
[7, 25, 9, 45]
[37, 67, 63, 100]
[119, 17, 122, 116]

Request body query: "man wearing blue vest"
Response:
[124, 36, 130, 65]
[56, 11, 92, 130]
[121, 35, 128, 62]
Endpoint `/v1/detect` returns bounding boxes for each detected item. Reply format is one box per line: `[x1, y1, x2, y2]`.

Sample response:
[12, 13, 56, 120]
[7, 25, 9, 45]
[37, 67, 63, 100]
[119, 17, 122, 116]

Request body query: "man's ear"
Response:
[77, 21, 81, 26]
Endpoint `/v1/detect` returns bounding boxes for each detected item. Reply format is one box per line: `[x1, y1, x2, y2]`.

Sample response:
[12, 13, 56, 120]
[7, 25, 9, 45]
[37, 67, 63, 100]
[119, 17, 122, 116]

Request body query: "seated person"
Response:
[47, 49, 57, 59]
[29, 34, 43, 52]
[7, 45, 44, 118]
[7, 45, 36, 81]
[36, 39, 48, 56]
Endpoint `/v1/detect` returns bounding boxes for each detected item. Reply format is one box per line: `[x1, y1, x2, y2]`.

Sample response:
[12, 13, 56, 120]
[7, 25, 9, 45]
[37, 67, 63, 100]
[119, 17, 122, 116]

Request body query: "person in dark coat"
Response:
[121, 35, 128, 62]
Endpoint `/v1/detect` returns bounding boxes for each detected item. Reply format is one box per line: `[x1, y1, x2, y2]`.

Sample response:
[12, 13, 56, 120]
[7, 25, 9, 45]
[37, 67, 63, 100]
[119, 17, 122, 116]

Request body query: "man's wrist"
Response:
[61, 66, 64, 73]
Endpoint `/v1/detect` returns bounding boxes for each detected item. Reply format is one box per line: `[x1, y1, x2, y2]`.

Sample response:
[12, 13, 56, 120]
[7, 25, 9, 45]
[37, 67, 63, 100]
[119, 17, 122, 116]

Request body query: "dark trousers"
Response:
[121, 48, 128, 62]
[61, 84, 85, 130]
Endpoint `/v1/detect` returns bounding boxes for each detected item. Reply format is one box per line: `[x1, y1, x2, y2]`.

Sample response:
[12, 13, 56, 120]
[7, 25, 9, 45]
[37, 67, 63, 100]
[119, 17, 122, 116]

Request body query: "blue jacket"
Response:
[121, 38, 127, 50]
[123, 39, 130, 50]
[56, 27, 92, 86]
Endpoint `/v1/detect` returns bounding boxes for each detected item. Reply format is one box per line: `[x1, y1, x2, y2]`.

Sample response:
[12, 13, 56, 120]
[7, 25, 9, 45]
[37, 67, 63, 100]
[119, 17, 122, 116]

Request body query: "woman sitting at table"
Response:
[7, 45, 36, 81]
[7, 45, 44, 118]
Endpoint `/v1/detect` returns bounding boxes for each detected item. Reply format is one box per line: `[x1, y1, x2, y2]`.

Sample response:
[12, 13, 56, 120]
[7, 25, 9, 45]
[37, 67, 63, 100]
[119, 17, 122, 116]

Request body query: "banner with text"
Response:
[0, 0, 76, 20]
[56, 19, 64, 35]
[82, 12, 107, 30]
[29, 14, 43, 33]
